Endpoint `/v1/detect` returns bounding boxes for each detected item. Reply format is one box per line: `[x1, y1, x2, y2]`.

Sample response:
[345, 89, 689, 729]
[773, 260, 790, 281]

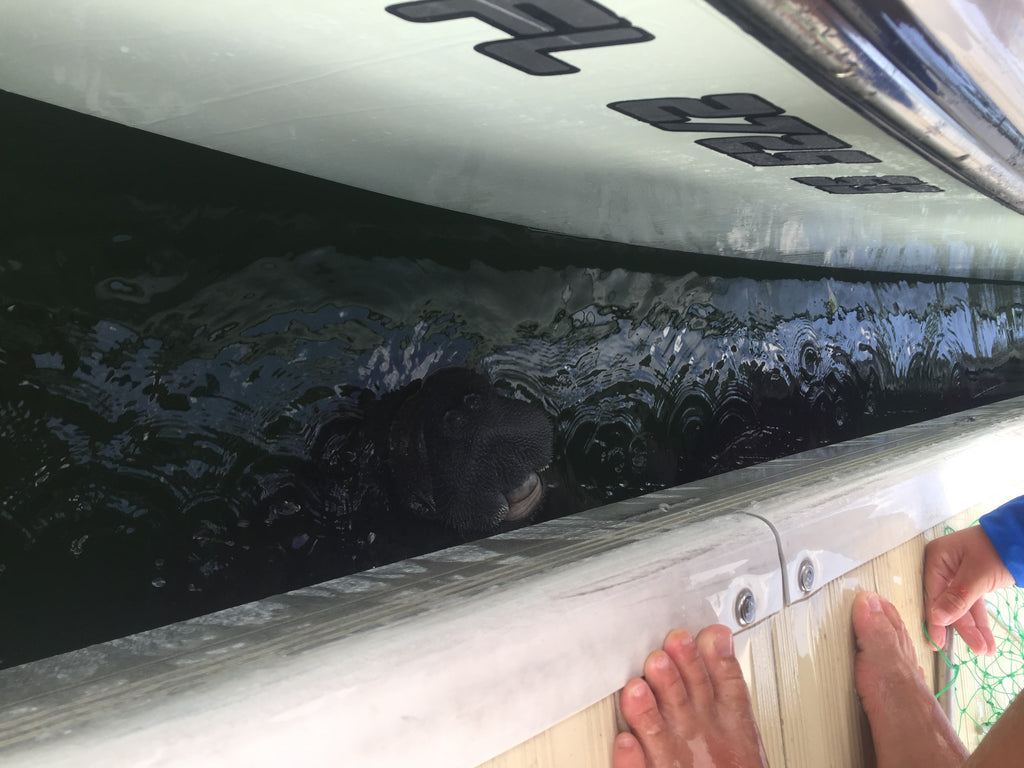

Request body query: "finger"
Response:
[927, 570, 989, 631]
[925, 618, 948, 651]
[952, 599, 996, 656]
[969, 598, 997, 656]
[924, 527, 1014, 631]
[923, 542, 962, 626]
[950, 615, 986, 655]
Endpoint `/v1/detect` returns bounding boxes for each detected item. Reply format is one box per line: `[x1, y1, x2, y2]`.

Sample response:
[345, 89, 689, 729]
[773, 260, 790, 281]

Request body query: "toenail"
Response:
[615, 732, 638, 751]
[713, 631, 734, 658]
[627, 679, 648, 699]
[866, 592, 882, 613]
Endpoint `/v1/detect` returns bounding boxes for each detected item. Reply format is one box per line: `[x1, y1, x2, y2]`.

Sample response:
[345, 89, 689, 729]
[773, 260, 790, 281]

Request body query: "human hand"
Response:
[924, 526, 1015, 655]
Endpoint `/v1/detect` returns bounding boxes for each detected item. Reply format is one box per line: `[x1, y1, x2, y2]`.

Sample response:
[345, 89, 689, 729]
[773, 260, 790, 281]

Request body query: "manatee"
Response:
[193, 367, 552, 603]
[370, 366, 553, 534]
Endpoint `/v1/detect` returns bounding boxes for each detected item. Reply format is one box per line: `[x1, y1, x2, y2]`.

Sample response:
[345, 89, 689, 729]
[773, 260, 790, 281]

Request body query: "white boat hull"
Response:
[3, 0, 1024, 277]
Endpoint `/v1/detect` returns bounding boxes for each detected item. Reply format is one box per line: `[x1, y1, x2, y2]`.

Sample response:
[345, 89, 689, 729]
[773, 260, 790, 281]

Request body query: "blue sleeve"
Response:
[979, 495, 1024, 586]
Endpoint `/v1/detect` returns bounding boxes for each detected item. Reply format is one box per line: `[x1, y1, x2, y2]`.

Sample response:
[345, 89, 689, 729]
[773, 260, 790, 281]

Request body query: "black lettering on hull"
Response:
[793, 176, 944, 194]
[612, 93, 942, 193]
[387, 0, 653, 75]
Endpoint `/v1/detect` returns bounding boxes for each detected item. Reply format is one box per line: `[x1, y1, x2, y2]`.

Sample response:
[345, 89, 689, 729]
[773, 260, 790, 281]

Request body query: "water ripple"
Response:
[5, 247, 1024, 667]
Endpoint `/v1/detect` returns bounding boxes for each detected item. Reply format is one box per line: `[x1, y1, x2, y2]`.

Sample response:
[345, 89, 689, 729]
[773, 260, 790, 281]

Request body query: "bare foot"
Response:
[614, 625, 769, 768]
[852, 590, 968, 768]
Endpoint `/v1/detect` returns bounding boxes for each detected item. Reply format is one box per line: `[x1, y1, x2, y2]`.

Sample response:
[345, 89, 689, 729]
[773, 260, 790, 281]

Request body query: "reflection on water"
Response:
[2, 92, 1024, 667]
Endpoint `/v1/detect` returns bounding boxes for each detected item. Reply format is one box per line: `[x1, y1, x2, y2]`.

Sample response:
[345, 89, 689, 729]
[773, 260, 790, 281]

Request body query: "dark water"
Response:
[3, 91, 1024, 669]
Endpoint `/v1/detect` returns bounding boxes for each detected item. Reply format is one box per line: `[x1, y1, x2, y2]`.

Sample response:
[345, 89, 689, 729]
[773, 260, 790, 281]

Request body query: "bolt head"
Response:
[798, 559, 815, 593]
[735, 588, 756, 626]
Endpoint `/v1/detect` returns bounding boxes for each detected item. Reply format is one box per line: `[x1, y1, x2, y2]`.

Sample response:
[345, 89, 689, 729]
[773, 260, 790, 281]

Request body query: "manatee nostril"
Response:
[463, 392, 482, 410]
[443, 409, 466, 434]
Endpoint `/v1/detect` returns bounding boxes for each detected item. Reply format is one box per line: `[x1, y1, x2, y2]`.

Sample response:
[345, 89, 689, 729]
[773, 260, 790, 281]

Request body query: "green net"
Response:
[940, 587, 1024, 739]
[932, 526, 1024, 742]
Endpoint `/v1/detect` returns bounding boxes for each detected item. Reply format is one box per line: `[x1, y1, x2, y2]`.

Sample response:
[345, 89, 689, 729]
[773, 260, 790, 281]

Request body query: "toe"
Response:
[852, 591, 922, 706]
[618, 626, 769, 768]
[619, 678, 667, 740]
[619, 677, 685, 768]
[612, 732, 648, 768]
[643, 649, 690, 723]
[854, 591, 916, 663]
[852, 591, 897, 651]
[664, 628, 714, 709]
[880, 596, 915, 654]
[851, 592, 970, 767]
[696, 625, 753, 716]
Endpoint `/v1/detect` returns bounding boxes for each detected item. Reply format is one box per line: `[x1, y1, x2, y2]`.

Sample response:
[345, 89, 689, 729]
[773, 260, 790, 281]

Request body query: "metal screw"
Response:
[798, 559, 815, 593]
[734, 588, 757, 626]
